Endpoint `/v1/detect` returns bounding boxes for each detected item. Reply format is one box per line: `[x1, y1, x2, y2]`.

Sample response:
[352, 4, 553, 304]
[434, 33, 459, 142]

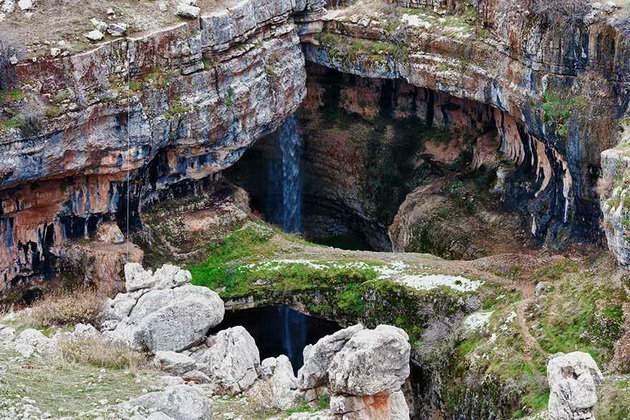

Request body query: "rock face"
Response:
[0, 0, 323, 296]
[328, 325, 410, 396]
[599, 145, 630, 267]
[301, 0, 630, 258]
[124, 384, 213, 420]
[103, 263, 225, 352]
[547, 352, 604, 420]
[190, 326, 261, 395]
[298, 324, 411, 420]
[298, 324, 364, 389]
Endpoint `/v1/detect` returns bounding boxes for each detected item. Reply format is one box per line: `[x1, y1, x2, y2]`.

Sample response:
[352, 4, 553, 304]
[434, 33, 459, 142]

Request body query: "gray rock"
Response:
[0, 325, 15, 342]
[126, 385, 212, 420]
[250, 355, 298, 409]
[192, 326, 260, 395]
[85, 30, 104, 41]
[16, 328, 50, 349]
[177, 4, 200, 19]
[535, 282, 551, 297]
[155, 351, 197, 376]
[124, 263, 191, 292]
[17, 0, 32, 11]
[328, 325, 410, 396]
[90, 18, 109, 32]
[1, 0, 15, 13]
[297, 324, 364, 389]
[547, 352, 604, 420]
[107, 284, 225, 352]
[108, 23, 128, 37]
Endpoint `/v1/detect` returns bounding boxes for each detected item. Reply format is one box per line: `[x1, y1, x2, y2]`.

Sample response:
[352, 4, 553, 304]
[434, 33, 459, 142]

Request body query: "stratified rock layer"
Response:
[0, 0, 323, 295]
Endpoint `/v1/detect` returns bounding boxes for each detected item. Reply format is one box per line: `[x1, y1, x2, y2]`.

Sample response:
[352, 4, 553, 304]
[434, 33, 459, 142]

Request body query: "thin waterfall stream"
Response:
[271, 114, 303, 233]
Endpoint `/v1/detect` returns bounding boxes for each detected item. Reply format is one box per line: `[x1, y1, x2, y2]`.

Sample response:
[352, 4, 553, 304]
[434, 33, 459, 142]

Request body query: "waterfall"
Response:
[268, 115, 303, 233]
[278, 306, 307, 369]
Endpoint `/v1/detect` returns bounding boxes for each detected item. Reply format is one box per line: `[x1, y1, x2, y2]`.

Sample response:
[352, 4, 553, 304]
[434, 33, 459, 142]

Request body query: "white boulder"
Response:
[17, 0, 32, 11]
[191, 326, 260, 395]
[125, 384, 212, 420]
[328, 325, 410, 396]
[249, 355, 298, 409]
[84, 30, 104, 41]
[547, 352, 604, 420]
[176, 4, 200, 19]
[106, 284, 225, 352]
[124, 263, 191, 292]
[2, 0, 15, 13]
[297, 324, 364, 389]
[0, 325, 15, 342]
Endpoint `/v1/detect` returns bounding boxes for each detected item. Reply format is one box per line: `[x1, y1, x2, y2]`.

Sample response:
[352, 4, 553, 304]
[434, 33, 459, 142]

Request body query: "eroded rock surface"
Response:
[190, 326, 261, 395]
[298, 324, 411, 420]
[103, 263, 225, 352]
[547, 352, 604, 420]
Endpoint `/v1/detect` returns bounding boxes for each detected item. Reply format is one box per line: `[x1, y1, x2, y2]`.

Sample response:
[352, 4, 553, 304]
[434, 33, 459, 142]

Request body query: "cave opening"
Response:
[226, 63, 582, 259]
[208, 305, 341, 374]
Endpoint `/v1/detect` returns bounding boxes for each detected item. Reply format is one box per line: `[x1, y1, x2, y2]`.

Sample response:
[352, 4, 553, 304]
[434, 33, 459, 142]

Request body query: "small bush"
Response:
[26, 288, 106, 328]
[59, 338, 146, 371]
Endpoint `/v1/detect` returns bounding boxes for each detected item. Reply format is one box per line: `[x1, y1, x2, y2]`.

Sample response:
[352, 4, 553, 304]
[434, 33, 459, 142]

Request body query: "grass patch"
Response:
[22, 287, 105, 328]
[58, 339, 146, 371]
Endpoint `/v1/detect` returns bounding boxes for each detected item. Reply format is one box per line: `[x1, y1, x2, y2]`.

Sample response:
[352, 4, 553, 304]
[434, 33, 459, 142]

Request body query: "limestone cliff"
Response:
[302, 0, 630, 251]
[0, 0, 324, 295]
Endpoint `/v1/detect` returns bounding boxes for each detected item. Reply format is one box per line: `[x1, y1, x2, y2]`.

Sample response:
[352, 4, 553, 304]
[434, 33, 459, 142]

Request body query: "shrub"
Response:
[58, 338, 146, 371]
[26, 288, 106, 328]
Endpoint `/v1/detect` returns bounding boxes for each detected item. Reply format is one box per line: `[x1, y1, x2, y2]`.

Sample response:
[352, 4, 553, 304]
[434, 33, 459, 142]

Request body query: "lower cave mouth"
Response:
[208, 305, 341, 374]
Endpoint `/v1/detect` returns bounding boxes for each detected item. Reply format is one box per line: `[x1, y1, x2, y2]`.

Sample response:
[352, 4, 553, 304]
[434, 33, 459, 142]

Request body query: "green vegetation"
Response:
[188, 223, 379, 298]
[164, 98, 193, 120]
[315, 31, 407, 65]
[541, 92, 585, 138]
[226, 87, 235, 108]
[0, 89, 23, 104]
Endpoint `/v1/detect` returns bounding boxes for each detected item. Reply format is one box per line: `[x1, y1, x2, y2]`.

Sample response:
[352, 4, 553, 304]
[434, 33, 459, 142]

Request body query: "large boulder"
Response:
[124, 384, 212, 420]
[154, 351, 198, 376]
[106, 285, 224, 352]
[298, 324, 411, 420]
[328, 325, 410, 396]
[297, 324, 364, 389]
[103, 264, 224, 353]
[191, 326, 260, 395]
[547, 352, 604, 420]
[249, 355, 299, 410]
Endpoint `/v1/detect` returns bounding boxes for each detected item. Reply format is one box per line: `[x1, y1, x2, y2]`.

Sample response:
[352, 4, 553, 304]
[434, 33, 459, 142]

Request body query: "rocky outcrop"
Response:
[547, 352, 604, 420]
[599, 144, 630, 267]
[0, 0, 324, 296]
[298, 324, 411, 420]
[102, 263, 225, 352]
[302, 0, 629, 254]
[189, 326, 261, 395]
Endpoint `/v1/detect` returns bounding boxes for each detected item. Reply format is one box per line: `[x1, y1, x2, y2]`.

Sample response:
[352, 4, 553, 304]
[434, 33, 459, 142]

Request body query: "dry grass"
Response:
[25, 287, 106, 328]
[58, 338, 147, 371]
[597, 175, 615, 199]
